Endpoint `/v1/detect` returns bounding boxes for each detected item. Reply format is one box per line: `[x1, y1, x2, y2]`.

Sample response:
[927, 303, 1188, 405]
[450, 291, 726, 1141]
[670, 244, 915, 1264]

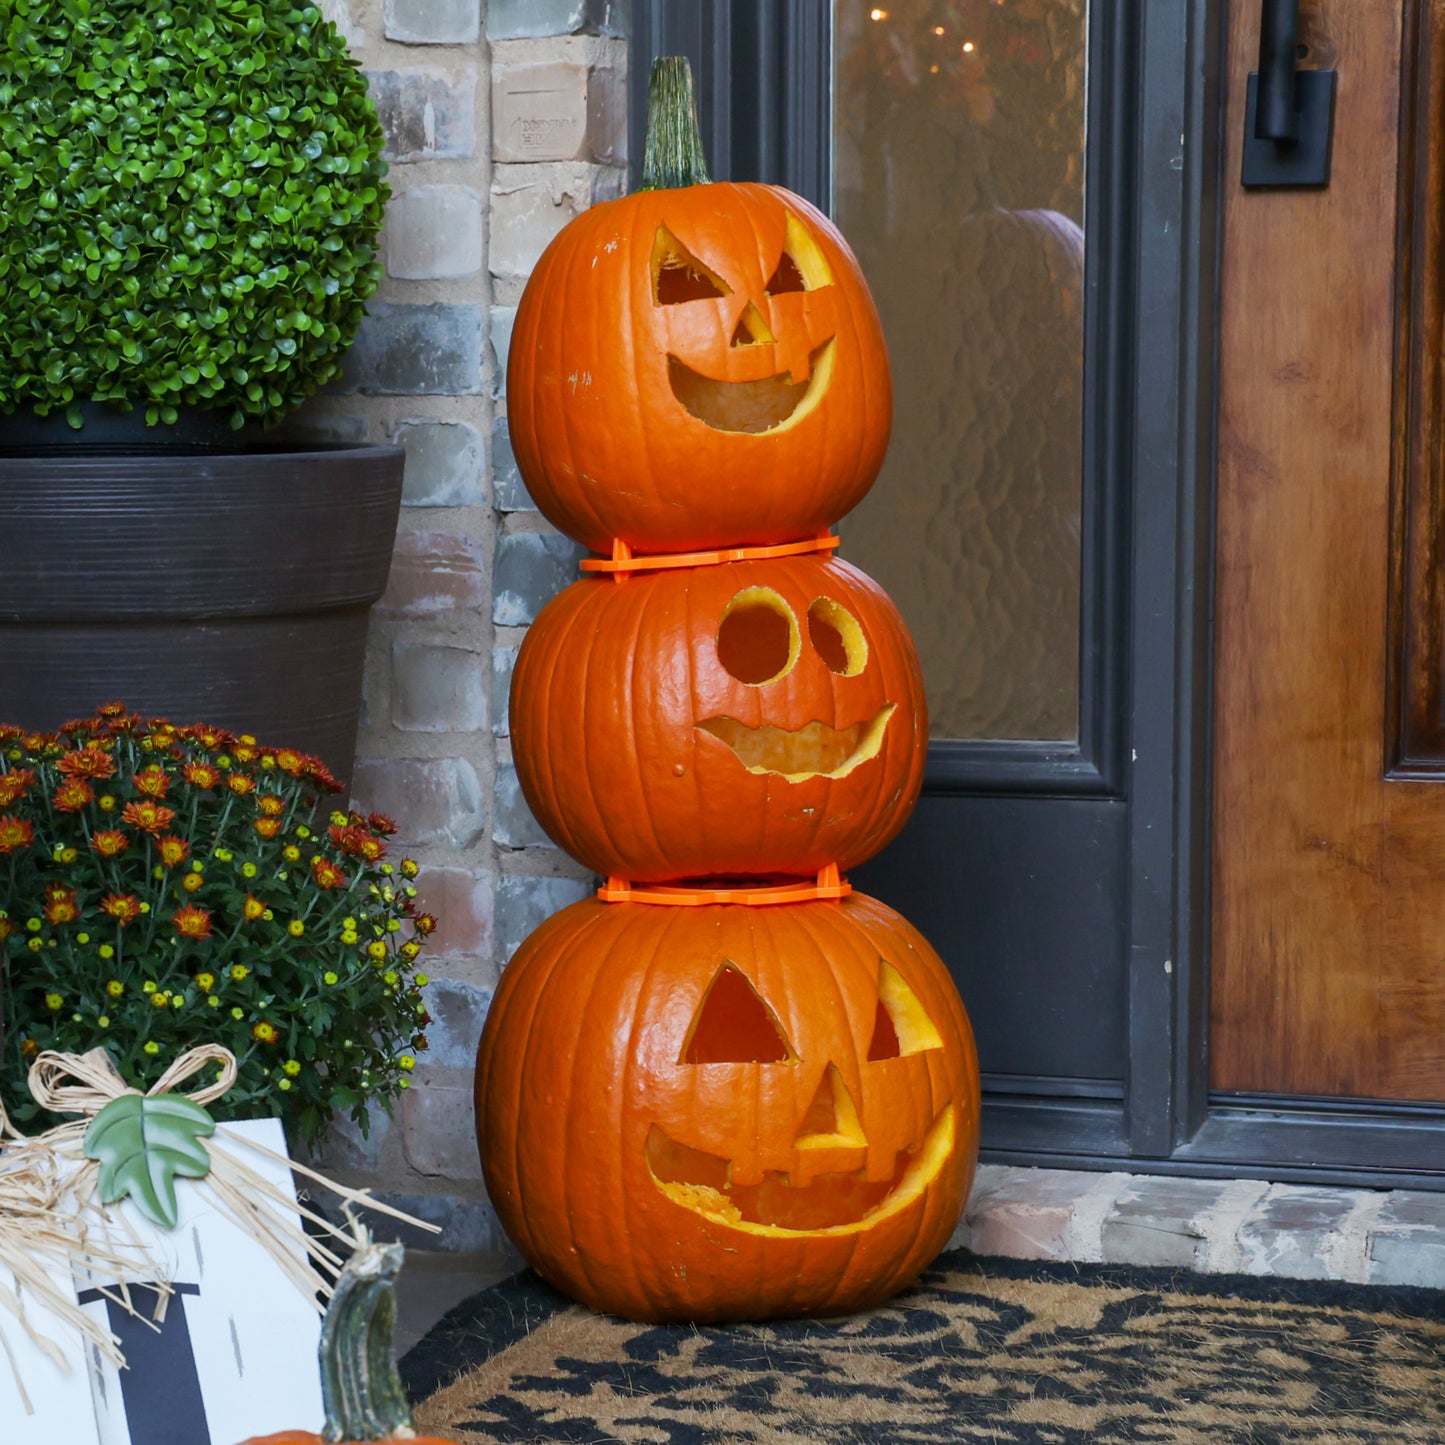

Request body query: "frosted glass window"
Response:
[833, 0, 1087, 741]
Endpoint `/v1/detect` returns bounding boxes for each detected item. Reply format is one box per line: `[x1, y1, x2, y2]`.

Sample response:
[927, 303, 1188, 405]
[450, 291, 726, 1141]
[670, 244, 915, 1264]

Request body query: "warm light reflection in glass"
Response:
[833, 0, 1087, 742]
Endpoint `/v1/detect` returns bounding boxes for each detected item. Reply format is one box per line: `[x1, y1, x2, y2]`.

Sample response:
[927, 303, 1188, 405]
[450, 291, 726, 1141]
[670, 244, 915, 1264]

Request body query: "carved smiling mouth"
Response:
[696, 705, 894, 783]
[667, 340, 835, 434]
[647, 1108, 955, 1235]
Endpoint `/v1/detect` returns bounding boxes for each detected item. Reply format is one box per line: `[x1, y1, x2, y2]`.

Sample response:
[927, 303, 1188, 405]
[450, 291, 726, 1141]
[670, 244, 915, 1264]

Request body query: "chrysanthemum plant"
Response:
[0, 706, 434, 1147]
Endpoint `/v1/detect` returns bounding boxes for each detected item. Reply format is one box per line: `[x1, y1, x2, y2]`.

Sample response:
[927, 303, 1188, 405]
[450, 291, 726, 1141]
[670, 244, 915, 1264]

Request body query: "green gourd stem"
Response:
[641, 56, 712, 190]
[319, 1240, 416, 1442]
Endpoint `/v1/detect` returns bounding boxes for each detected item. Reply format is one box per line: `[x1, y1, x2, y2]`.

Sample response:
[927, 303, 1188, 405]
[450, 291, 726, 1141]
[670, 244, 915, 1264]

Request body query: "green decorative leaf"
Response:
[82, 1093, 217, 1230]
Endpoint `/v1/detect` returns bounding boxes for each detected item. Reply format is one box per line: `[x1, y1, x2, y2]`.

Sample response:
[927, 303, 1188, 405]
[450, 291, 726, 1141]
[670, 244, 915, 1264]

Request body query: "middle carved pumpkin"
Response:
[510, 554, 927, 882]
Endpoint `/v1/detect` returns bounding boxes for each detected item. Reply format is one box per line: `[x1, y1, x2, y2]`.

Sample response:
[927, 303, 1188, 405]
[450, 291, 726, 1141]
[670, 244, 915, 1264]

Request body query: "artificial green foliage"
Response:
[83, 1091, 216, 1229]
[0, 0, 388, 428]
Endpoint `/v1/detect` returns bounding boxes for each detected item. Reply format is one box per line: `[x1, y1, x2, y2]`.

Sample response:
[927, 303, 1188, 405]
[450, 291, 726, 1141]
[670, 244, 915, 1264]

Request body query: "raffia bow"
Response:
[0, 1044, 435, 1415]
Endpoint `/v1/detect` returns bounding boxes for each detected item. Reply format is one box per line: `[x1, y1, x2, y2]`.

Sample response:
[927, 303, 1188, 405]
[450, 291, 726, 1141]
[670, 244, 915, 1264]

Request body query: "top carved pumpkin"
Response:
[505, 60, 892, 555]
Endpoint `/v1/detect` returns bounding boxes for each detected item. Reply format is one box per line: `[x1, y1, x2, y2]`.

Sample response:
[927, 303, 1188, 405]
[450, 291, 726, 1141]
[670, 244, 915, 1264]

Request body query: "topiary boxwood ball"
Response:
[0, 0, 388, 429]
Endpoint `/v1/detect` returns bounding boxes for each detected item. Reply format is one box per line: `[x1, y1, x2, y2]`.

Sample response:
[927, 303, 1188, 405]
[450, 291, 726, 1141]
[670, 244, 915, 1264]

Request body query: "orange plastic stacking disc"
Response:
[597, 864, 851, 907]
[580, 533, 840, 582]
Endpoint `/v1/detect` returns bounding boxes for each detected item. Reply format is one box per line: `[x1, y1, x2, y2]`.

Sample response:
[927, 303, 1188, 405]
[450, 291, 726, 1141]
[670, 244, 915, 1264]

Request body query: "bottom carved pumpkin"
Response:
[475, 892, 980, 1323]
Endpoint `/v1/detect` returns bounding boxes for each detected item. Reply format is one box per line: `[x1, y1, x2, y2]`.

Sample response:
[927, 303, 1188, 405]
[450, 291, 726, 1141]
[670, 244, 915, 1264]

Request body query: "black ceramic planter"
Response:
[0, 442, 404, 789]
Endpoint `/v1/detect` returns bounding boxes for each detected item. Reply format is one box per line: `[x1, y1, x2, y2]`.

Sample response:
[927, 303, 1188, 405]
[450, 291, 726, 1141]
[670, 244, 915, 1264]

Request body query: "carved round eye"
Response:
[717, 588, 800, 685]
[808, 597, 868, 676]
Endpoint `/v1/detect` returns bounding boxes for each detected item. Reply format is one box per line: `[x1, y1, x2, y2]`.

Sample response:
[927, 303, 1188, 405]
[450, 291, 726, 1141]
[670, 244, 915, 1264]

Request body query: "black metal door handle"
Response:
[1256, 0, 1299, 141]
[1242, 0, 1336, 188]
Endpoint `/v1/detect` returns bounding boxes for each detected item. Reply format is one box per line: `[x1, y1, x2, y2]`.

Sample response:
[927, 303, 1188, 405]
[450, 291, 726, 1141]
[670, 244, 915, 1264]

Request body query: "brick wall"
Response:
[282, 0, 628, 1248]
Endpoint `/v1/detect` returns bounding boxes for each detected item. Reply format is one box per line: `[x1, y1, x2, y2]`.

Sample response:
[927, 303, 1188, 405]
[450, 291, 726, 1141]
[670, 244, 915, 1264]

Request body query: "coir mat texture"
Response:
[400, 1249, 1445, 1443]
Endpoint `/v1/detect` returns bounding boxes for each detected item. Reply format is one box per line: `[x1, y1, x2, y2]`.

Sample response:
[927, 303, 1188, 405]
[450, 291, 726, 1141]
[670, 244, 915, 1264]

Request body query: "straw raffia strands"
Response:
[0, 1044, 437, 1414]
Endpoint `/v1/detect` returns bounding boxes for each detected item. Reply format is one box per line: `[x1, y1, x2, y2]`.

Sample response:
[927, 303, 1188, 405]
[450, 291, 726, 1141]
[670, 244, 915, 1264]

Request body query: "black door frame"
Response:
[628, 0, 1445, 1189]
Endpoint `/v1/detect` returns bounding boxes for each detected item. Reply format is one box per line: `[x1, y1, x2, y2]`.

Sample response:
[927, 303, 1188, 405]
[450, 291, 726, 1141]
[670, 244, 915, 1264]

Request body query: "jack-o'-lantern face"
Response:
[506, 182, 893, 554]
[510, 555, 927, 882]
[475, 894, 981, 1323]
[646, 954, 956, 1235]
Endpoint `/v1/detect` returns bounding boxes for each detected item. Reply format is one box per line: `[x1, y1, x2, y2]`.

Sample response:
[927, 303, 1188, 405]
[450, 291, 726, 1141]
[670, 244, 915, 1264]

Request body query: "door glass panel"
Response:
[832, 1, 1087, 741]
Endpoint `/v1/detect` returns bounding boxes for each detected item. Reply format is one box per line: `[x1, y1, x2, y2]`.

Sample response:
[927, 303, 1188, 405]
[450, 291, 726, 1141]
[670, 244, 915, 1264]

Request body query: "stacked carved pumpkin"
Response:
[475, 59, 980, 1323]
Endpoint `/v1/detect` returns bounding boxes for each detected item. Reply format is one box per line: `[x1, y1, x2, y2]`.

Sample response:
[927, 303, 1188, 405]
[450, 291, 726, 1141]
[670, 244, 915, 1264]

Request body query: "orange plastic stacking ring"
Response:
[580, 533, 840, 581]
[598, 864, 851, 907]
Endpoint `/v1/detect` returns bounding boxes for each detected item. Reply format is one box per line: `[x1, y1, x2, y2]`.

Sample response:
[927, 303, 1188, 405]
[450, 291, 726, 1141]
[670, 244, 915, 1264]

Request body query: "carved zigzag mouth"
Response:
[695, 705, 894, 783]
[647, 1107, 955, 1235]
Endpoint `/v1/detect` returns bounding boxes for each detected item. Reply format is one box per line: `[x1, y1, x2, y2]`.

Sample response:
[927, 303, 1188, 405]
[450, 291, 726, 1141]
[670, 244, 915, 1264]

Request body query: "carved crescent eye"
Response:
[868, 960, 944, 1060]
[653, 224, 732, 305]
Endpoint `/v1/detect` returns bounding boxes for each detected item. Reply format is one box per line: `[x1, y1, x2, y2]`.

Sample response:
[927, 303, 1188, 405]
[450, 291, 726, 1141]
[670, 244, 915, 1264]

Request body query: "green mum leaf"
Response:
[82, 1093, 217, 1229]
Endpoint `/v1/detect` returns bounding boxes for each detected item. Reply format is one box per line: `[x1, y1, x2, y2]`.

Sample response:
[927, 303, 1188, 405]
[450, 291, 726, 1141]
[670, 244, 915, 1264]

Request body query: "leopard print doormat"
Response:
[401, 1250, 1445, 1443]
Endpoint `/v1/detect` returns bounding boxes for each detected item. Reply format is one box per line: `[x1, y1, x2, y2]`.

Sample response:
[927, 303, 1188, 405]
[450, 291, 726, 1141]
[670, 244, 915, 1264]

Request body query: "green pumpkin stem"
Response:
[641, 56, 712, 190]
[319, 1239, 417, 1443]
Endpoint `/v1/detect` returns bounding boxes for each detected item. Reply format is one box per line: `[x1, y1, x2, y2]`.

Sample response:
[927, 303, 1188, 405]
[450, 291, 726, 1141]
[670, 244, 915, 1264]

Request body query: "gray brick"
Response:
[1236, 1186, 1375, 1280]
[386, 186, 483, 279]
[1368, 1232, 1445, 1289]
[412, 866, 496, 960]
[1101, 1177, 1231, 1270]
[339, 303, 483, 396]
[365, 68, 477, 162]
[487, 0, 625, 38]
[402, 1080, 482, 1178]
[384, 0, 480, 44]
[395, 418, 485, 507]
[963, 1167, 1114, 1263]
[490, 306, 516, 398]
[319, 0, 364, 47]
[491, 163, 627, 281]
[392, 639, 489, 732]
[492, 61, 624, 165]
[493, 531, 582, 625]
[419, 978, 493, 1068]
[496, 874, 593, 961]
[492, 417, 533, 511]
[492, 645, 518, 736]
[305, 1107, 390, 1176]
[351, 756, 487, 848]
[378, 530, 488, 618]
[493, 762, 553, 849]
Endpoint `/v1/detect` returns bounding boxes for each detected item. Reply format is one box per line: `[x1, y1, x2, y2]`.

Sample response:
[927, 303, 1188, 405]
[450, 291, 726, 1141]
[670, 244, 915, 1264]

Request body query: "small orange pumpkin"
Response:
[475, 891, 979, 1323]
[506, 58, 892, 554]
[510, 553, 927, 882]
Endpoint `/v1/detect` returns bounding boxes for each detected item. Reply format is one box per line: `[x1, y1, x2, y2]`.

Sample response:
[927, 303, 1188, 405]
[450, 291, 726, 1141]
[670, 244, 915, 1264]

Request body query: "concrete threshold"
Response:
[950, 1165, 1445, 1288]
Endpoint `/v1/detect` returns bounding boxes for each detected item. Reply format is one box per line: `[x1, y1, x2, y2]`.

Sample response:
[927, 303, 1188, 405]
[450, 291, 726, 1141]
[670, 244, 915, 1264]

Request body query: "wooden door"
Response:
[1212, 0, 1445, 1102]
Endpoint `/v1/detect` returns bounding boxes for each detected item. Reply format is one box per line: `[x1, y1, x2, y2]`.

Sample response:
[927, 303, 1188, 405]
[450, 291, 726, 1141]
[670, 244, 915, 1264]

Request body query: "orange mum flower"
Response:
[0, 769, 35, 807]
[413, 913, 438, 936]
[172, 904, 213, 940]
[52, 778, 95, 813]
[0, 815, 35, 853]
[191, 726, 234, 751]
[274, 749, 304, 776]
[311, 857, 346, 889]
[367, 812, 399, 836]
[43, 885, 79, 926]
[257, 795, 286, 817]
[156, 835, 191, 868]
[183, 761, 221, 790]
[132, 766, 171, 798]
[242, 894, 265, 921]
[252, 1021, 280, 1044]
[122, 799, 175, 834]
[254, 817, 282, 840]
[96, 702, 129, 718]
[227, 773, 256, 796]
[56, 746, 117, 780]
[90, 829, 130, 858]
[100, 893, 143, 926]
[0, 916, 13, 942]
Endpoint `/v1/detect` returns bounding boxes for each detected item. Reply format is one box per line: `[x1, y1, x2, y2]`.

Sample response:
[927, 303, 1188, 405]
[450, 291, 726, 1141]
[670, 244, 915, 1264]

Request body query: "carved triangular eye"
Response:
[867, 961, 944, 1060]
[793, 1064, 866, 1148]
[682, 963, 795, 1063]
[764, 250, 808, 296]
[653, 223, 733, 305]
